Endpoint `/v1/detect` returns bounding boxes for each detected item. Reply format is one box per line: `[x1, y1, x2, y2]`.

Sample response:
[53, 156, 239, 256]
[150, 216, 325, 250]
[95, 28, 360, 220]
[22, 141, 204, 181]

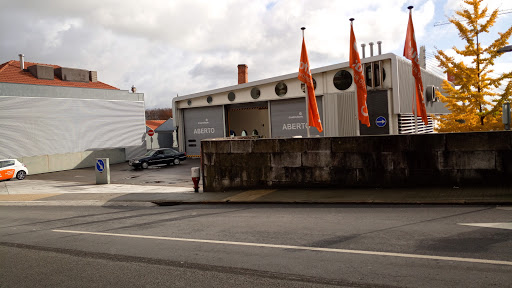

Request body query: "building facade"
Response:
[0, 56, 147, 174]
[172, 53, 449, 157]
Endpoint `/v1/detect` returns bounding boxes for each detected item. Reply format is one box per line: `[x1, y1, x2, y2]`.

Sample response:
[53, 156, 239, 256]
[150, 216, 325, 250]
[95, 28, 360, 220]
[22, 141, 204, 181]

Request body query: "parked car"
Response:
[129, 148, 186, 169]
[0, 159, 28, 180]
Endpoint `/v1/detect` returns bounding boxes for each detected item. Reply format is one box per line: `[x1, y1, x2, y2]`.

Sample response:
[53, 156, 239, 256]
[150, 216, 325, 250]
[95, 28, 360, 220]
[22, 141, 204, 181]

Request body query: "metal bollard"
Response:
[191, 167, 200, 192]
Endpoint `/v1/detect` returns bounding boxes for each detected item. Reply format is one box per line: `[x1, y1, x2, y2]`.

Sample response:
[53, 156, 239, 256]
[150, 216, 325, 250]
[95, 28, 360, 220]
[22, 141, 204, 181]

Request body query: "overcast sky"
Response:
[1, 0, 510, 109]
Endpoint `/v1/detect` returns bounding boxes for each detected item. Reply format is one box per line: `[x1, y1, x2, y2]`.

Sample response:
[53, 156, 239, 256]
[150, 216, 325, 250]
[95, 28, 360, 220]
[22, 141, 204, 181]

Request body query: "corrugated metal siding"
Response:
[0, 96, 146, 159]
[324, 92, 357, 137]
[396, 57, 449, 114]
[398, 113, 435, 134]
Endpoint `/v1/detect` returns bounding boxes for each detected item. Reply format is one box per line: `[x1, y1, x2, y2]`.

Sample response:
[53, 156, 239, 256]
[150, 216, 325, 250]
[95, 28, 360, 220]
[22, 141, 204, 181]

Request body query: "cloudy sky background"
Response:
[1, 0, 511, 109]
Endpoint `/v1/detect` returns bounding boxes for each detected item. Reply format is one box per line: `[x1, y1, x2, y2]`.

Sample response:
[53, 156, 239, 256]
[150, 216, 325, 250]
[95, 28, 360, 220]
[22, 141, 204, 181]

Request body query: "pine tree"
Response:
[435, 0, 512, 132]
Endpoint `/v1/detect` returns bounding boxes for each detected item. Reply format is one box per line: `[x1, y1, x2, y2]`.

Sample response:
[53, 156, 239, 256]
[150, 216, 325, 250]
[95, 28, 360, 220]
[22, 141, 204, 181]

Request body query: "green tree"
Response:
[435, 0, 512, 132]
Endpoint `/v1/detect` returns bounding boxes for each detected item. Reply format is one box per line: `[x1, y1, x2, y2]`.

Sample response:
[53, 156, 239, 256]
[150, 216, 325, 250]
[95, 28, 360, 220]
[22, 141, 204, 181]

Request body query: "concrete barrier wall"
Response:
[19, 148, 126, 175]
[201, 131, 512, 192]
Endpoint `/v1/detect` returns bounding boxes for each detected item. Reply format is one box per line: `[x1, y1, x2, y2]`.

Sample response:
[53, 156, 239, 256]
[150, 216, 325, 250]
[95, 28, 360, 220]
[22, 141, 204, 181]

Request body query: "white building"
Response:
[172, 52, 449, 157]
[0, 55, 147, 174]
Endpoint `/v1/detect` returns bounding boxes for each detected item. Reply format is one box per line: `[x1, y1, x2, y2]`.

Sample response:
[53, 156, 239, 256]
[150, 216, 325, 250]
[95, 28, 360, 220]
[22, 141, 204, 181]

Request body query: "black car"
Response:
[129, 148, 186, 169]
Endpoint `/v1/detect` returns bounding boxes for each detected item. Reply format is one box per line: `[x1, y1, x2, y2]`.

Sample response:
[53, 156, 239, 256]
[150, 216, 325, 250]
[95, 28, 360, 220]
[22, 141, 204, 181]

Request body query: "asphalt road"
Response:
[1, 204, 511, 287]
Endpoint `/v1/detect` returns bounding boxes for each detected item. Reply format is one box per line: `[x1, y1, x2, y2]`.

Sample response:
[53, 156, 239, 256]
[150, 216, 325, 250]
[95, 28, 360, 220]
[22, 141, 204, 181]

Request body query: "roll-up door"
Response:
[270, 97, 324, 138]
[183, 106, 224, 156]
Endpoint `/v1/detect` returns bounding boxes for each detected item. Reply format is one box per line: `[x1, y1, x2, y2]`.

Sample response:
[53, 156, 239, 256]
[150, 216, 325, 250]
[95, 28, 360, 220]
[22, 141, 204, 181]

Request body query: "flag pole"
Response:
[409, 6, 419, 134]
[302, 27, 311, 137]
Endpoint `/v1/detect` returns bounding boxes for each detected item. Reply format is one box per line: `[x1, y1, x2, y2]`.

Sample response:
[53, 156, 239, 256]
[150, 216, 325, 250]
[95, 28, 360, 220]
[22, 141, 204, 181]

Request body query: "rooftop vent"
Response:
[89, 71, 98, 82]
[28, 65, 54, 80]
[55, 67, 89, 83]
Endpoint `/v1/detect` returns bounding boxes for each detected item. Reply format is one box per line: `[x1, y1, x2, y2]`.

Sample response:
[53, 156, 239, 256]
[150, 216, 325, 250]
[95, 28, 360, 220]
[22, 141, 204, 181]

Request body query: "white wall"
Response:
[0, 96, 146, 160]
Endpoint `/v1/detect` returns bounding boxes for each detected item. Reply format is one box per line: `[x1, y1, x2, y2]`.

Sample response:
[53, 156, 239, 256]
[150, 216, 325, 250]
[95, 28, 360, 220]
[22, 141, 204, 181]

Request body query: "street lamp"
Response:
[497, 45, 512, 53]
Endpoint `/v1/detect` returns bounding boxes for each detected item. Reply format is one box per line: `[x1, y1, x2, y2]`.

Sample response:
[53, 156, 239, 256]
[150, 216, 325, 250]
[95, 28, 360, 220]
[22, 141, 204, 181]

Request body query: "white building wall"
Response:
[0, 96, 146, 160]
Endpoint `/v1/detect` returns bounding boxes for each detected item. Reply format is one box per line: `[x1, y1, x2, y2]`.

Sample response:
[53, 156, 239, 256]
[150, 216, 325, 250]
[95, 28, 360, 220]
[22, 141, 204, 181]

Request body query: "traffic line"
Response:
[0, 194, 61, 201]
[222, 189, 277, 202]
[52, 229, 512, 266]
[458, 222, 512, 230]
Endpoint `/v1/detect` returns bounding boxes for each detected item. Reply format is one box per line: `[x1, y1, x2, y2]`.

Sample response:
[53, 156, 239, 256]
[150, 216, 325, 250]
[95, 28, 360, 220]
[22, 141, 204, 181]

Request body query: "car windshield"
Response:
[143, 150, 156, 157]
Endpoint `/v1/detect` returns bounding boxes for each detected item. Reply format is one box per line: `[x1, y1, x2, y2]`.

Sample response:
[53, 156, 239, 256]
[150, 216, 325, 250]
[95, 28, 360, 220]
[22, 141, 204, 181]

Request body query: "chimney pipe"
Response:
[377, 41, 382, 55]
[361, 43, 366, 58]
[369, 42, 374, 57]
[19, 54, 24, 70]
[237, 64, 248, 84]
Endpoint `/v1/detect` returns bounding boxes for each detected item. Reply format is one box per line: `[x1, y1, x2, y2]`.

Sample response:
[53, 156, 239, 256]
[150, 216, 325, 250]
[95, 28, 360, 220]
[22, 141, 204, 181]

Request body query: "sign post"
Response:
[95, 158, 110, 184]
[148, 129, 155, 149]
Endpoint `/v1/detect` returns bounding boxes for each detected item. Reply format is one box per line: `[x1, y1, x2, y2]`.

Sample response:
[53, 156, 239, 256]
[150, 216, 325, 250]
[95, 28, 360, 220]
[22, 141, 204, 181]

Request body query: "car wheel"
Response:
[173, 158, 180, 165]
[141, 162, 149, 169]
[16, 171, 26, 180]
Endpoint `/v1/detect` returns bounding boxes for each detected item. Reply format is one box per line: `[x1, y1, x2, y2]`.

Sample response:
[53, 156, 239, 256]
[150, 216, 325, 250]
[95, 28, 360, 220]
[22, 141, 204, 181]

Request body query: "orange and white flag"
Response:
[349, 21, 370, 127]
[298, 37, 323, 133]
[403, 9, 428, 125]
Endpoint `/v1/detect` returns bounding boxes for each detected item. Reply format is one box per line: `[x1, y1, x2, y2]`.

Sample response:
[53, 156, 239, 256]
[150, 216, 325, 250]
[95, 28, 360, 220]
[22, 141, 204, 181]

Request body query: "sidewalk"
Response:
[1, 178, 511, 206]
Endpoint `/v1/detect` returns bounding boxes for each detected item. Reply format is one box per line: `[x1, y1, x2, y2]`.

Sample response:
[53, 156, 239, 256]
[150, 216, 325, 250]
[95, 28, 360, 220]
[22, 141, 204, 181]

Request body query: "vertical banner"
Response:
[349, 19, 370, 127]
[403, 6, 429, 126]
[298, 28, 323, 133]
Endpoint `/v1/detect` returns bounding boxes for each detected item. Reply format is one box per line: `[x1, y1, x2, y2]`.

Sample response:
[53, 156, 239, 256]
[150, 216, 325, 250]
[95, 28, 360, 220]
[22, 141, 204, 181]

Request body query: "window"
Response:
[207, 96, 213, 104]
[251, 88, 260, 99]
[187, 100, 192, 106]
[301, 78, 317, 93]
[365, 64, 386, 87]
[333, 70, 352, 91]
[275, 82, 287, 97]
[228, 92, 236, 101]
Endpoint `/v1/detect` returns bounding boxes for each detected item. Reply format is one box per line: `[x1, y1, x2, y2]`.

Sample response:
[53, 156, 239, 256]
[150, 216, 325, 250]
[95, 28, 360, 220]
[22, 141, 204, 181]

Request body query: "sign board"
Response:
[96, 159, 105, 172]
[148, 129, 155, 136]
[95, 158, 110, 184]
[376, 116, 387, 127]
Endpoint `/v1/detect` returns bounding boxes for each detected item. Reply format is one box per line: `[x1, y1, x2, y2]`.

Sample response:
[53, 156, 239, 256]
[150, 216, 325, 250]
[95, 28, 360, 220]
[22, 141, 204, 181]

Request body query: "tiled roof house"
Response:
[0, 56, 147, 174]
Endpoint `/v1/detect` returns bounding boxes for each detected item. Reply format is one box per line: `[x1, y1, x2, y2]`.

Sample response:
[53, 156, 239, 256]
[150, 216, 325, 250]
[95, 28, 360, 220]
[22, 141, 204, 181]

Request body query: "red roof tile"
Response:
[146, 120, 166, 130]
[0, 60, 119, 90]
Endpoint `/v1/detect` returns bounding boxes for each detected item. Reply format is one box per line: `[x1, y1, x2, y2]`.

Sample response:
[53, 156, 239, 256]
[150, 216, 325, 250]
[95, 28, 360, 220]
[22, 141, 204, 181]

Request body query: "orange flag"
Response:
[298, 37, 323, 133]
[349, 20, 370, 127]
[403, 8, 428, 125]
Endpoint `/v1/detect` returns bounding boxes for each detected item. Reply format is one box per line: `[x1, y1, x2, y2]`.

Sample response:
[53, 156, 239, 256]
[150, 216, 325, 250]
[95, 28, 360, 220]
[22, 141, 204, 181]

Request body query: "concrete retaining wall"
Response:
[201, 131, 512, 192]
[19, 148, 126, 175]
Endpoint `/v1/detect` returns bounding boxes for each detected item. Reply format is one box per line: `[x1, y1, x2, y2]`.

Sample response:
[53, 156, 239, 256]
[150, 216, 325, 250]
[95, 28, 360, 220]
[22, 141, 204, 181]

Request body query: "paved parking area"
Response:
[26, 158, 202, 187]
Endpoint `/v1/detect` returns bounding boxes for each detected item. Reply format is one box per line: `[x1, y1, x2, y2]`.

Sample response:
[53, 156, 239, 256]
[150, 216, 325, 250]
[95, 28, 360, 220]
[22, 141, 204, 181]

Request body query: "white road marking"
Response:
[53, 229, 512, 266]
[458, 223, 512, 230]
[497, 207, 512, 211]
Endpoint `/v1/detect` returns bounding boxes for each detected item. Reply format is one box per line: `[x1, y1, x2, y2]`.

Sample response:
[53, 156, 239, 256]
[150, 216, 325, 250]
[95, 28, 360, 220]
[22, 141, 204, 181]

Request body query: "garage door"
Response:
[270, 97, 324, 137]
[183, 106, 225, 156]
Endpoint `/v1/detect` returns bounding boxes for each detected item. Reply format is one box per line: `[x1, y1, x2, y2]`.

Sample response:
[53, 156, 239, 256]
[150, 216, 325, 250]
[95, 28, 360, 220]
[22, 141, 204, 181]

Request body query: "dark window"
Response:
[187, 100, 192, 106]
[275, 82, 287, 97]
[228, 92, 236, 101]
[207, 96, 213, 104]
[251, 88, 260, 99]
[333, 70, 352, 91]
[365, 64, 386, 87]
[301, 78, 317, 93]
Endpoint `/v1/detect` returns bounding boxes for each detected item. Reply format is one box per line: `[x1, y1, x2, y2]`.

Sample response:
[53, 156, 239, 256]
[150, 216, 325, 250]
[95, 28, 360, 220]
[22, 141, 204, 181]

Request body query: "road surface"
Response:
[1, 204, 510, 287]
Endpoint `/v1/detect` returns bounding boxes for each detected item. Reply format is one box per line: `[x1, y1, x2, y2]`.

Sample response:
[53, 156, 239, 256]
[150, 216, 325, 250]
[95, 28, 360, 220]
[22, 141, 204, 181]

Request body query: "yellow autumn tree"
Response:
[435, 0, 512, 132]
